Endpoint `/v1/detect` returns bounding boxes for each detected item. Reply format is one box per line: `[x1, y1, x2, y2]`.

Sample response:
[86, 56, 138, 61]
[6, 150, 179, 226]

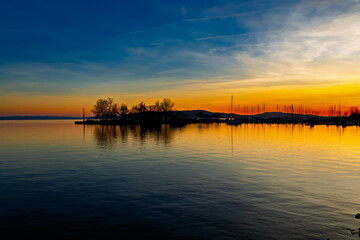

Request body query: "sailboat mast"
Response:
[231, 95, 233, 114]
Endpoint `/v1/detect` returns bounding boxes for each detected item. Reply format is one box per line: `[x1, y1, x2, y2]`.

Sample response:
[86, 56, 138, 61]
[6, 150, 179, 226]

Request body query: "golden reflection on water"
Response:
[1, 121, 360, 153]
[167, 122, 360, 149]
[85, 122, 360, 172]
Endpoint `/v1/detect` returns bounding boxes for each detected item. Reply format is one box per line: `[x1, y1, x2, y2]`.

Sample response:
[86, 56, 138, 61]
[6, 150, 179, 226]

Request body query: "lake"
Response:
[0, 120, 360, 239]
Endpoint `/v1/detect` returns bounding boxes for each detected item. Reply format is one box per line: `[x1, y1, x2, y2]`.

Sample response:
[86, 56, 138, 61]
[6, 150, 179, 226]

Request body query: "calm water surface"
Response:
[0, 120, 360, 239]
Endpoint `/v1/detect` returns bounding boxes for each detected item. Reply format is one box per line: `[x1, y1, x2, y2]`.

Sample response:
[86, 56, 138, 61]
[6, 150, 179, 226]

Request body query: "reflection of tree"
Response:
[139, 124, 175, 145]
[128, 124, 180, 145]
[119, 125, 129, 143]
[93, 124, 185, 149]
[94, 125, 119, 149]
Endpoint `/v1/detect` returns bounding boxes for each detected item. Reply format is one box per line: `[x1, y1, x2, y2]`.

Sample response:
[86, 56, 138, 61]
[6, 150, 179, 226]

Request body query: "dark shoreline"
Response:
[75, 118, 360, 127]
[75, 119, 227, 126]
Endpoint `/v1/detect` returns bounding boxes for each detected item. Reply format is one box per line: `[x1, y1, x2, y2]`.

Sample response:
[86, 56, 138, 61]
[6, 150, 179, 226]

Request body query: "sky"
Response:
[0, 0, 360, 116]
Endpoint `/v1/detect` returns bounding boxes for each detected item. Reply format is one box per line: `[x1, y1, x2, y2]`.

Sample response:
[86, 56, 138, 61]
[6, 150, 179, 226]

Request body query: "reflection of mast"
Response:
[231, 125, 233, 154]
[83, 107, 85, 122]
[83, 124, 85, 141]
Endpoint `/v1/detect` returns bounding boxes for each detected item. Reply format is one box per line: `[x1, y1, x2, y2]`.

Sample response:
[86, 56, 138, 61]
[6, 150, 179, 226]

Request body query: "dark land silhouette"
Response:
[75, 97, 360, 127]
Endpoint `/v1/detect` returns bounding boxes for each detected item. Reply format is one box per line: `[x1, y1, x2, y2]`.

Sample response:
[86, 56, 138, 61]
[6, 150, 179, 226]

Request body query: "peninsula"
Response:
[75, 98, 360, 127]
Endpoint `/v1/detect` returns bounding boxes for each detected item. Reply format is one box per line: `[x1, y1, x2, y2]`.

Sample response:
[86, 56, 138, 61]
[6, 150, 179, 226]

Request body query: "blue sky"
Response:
[1, 0, 360, 115]
[0, 1, 287, 83]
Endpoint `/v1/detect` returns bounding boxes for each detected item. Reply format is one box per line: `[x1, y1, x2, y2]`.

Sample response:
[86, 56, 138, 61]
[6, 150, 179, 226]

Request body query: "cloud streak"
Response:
[221, 0, 360, 86]
[110, 8, 279, 40]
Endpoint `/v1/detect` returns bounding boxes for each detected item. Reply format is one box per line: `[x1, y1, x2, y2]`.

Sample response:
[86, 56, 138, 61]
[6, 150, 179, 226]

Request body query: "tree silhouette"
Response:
[147, 99, 175, 112]
[131, 101, 147, 113]
[91, 98, 108, 120]
[119, 104, 129, 116]
[153, 100, 161, 112]
[91, 98, 176, 118]
[160, 98, 175, 112]
[108, 98, 119, 120]
[91, 98, 118, 120]
[138, 101, 147, 113]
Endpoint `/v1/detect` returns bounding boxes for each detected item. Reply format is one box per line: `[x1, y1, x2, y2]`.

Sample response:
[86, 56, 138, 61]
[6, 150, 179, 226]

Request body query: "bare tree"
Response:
[92, 98, 176, 119]
[131, 101, 147, 113]
[148, 101, 161, 112]
[92, 98, 108, 120]
[91, 98, 118, 120]
[119, 104, 129, 116]
[108, 102, 119, 120]
[160, 98, 175, 112]
[154, 100, 162, 112]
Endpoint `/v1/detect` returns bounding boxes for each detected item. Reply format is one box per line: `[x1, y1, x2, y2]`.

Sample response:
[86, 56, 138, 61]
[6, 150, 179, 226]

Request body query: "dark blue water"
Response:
[1, 121, 360, 239]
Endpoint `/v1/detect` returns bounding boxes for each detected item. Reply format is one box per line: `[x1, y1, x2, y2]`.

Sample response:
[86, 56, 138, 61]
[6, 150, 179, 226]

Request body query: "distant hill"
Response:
[0, 116, 82, 120]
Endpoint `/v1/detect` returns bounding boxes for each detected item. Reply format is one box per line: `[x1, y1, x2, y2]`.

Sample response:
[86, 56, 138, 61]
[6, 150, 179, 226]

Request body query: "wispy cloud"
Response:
[195, 32, 257, 41]
[110, 8, 278, 39]
[184, 9, 272, 22]
[223, 0, 360, 86]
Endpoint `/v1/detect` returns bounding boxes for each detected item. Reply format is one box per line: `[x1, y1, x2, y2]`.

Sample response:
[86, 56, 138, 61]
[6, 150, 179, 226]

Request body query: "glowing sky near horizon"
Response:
[0, 0, 360, 116]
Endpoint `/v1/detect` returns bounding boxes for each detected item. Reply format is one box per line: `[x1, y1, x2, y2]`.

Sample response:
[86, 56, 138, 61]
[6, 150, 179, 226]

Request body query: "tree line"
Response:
[91, 98, 175, 120]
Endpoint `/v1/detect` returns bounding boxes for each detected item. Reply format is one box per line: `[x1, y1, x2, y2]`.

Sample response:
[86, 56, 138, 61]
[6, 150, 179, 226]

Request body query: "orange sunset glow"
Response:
[0, 0, 359, 117]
